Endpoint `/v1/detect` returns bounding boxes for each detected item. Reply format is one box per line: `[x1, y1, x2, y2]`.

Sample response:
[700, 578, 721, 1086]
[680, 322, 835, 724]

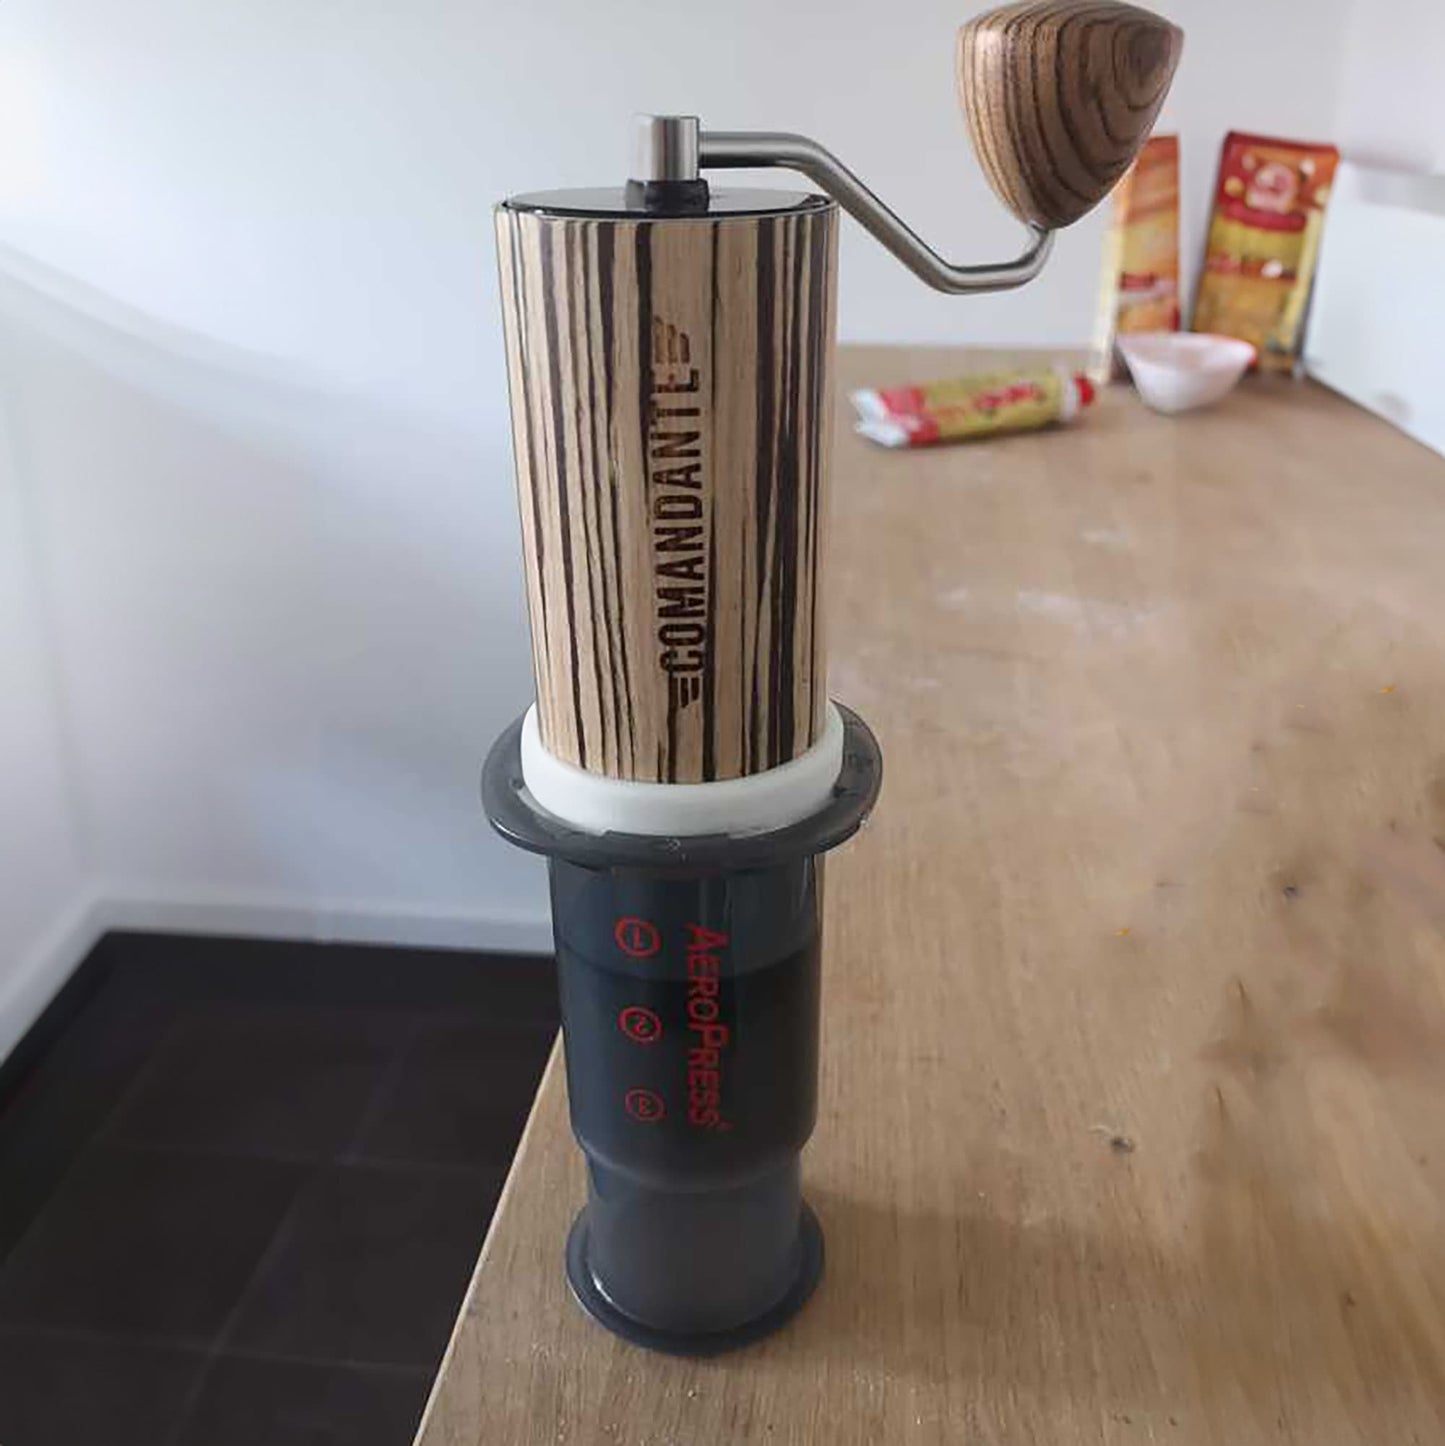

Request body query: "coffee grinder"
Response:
[483, 0, 1181, 1354]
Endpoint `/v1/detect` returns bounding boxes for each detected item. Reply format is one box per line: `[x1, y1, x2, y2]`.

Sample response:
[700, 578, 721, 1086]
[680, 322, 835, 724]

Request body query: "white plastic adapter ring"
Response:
[519, 703, 845, 838]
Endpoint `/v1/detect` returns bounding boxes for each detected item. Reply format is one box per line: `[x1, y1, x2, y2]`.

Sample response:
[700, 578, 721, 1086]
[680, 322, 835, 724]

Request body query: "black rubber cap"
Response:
[565, 1203, 825, 1356]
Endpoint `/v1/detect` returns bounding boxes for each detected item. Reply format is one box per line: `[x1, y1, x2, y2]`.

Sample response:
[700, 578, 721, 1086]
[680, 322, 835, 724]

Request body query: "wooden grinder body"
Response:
[497, 193, 838, 784]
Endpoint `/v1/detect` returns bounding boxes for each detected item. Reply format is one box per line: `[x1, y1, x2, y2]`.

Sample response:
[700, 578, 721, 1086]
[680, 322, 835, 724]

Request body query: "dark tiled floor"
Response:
[0, 931, 557, 1446]
[0, 1145, 305, 1342]
[106, 1004, 401, 1158]
[0, 1327, 206, 1446]
[228, 1163, 505, 1368]
[172, 1355, 432, 1446]
[356, 1017, 555, 1169]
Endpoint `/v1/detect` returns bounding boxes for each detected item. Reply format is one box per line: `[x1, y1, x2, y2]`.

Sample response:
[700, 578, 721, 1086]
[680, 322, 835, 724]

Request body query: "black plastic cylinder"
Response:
[553, 853, 822, 1336]
[482, 704, 881, 1354]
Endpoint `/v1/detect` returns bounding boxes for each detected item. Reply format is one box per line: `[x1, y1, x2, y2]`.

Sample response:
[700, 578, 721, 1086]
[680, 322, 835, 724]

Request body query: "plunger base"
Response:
[564, 1203, 825, 1357]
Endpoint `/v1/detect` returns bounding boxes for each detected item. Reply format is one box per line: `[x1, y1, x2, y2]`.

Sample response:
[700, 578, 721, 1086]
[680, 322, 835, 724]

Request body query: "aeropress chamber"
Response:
[483, 0, 1182, 1354]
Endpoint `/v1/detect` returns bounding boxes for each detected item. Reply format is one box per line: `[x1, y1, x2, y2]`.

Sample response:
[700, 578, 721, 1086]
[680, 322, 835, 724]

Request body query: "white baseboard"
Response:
[0, 891, 107, 1063]
[2, 887, 554, 1066]
[99, 887, 554, 956]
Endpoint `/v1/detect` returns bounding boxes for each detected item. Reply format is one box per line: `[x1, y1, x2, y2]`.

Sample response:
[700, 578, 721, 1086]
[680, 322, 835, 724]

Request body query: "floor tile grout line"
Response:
[0, 1319, 434, 1379]
[159, 1153, 324, 1446]
[100, 999, 419, 1159]
[78, 1133, 514, 1178]
[339, 1013, 430, 1169]
[0, 989, 186, 1276]
[89, 995, 191, 1149]
[160, 1138, 507, 1442]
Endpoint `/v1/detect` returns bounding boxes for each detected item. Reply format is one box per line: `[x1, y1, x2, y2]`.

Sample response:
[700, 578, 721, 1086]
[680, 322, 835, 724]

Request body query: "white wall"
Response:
[0, 0, 1356, 1036]
[0, 254, 549, 954]
[0, 0, 1354, 375]
[0, 344, 91, 1060]
[1334, 0, 1445, 172]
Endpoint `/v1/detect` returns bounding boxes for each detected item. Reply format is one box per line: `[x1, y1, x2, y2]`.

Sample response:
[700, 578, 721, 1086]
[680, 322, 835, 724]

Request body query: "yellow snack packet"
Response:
[1191, 131, 1339, 373]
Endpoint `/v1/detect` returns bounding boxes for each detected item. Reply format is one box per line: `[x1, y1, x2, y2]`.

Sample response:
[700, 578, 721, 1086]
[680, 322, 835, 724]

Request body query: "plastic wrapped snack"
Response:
[1191, 131, 1339, 373]
[851, 367, 1094, 448]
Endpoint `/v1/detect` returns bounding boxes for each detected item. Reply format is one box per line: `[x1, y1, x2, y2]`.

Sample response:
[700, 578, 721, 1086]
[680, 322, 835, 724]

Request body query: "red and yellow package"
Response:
[1091, 134, 1180, 382]
[1190, 131, 1339, 373]
[851, 368, 1094, 448]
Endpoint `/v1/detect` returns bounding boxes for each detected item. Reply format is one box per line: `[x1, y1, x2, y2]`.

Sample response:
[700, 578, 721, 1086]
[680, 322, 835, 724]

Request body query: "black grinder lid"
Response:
[503, 187, 829, 220]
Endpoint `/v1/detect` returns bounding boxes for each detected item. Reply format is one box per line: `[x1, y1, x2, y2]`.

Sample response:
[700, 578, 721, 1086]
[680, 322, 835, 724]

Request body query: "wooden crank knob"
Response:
[958, 0, 1183, 230]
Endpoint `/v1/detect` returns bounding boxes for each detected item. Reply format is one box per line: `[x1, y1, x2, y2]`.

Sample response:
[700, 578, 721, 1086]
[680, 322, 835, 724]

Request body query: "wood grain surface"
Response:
[496, 199, 837, 783]
[420, 348, 1445, 1445]
[960, 1, 1183, 230]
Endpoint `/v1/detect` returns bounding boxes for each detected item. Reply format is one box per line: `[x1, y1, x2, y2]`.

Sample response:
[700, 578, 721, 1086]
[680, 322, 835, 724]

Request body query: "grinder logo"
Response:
[648, 319, 708, 712]
[684, 922, 731, 1130]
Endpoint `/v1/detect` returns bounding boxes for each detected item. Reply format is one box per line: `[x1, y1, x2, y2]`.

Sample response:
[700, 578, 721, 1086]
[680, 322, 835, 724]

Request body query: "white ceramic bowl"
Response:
[1117, 332, 1257, 415]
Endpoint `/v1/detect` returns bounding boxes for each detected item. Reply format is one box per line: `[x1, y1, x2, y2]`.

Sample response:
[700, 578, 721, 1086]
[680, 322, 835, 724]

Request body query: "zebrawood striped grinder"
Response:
[498, 0, 1180, 784]
[484, 0, 1180, 1357]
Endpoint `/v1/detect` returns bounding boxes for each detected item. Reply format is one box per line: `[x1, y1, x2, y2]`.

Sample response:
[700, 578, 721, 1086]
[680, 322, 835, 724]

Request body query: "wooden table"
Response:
[420, 348, 1445, 1445]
